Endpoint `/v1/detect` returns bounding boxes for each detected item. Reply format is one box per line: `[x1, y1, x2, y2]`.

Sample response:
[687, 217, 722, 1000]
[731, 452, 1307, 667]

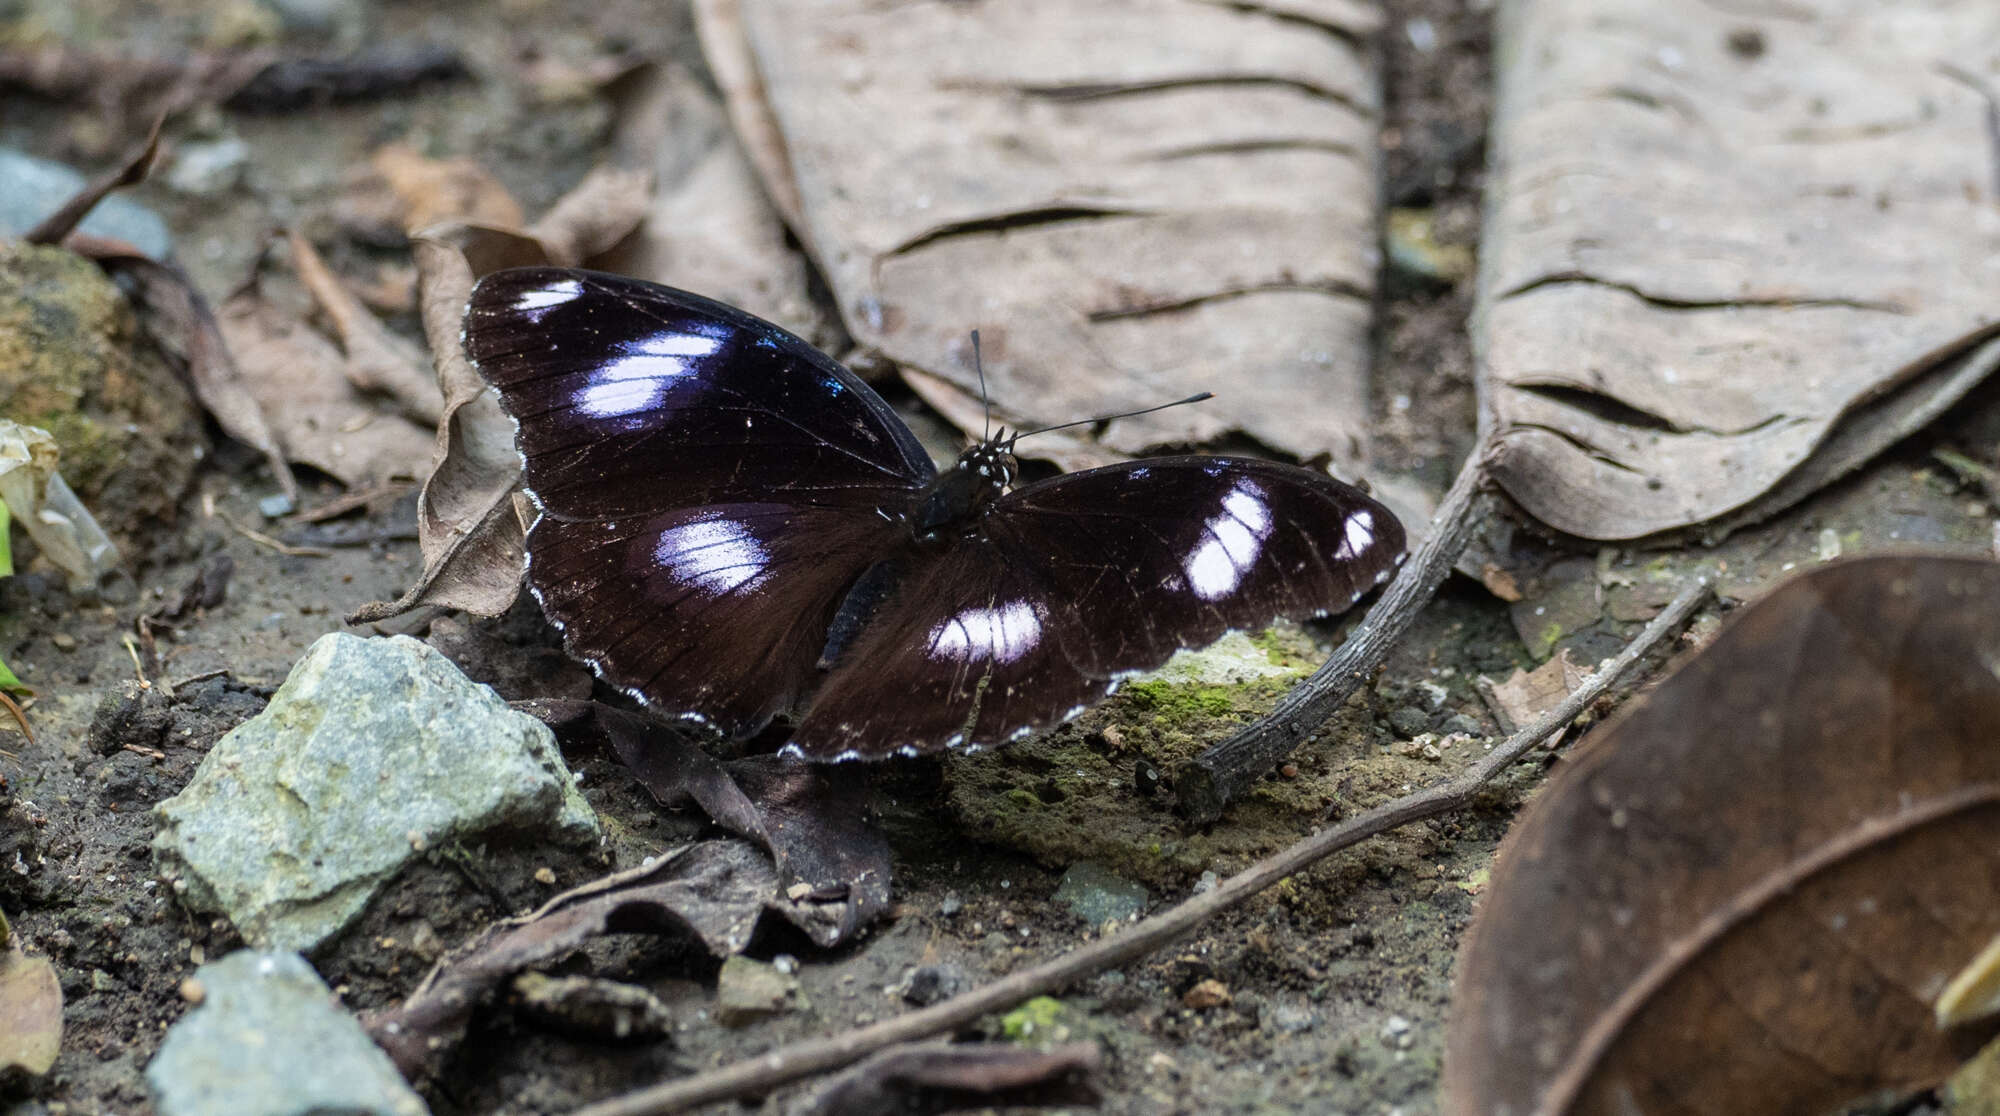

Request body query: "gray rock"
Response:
[715, 955, 805, 1026]
[0, 148, 173, 259]
[154, 633, 598, 952]
[165, 136, 249, 196]
[1052, 861, 1149, 925]
[146, 950, 427, 1116]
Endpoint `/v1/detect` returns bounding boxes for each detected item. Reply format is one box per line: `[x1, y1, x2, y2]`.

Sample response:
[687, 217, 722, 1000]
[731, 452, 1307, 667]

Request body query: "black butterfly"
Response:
[465, 268, 1405, 760]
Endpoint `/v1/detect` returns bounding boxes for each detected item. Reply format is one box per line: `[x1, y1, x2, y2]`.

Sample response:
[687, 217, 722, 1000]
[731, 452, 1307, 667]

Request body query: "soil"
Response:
[1, 1, 1995, 1115]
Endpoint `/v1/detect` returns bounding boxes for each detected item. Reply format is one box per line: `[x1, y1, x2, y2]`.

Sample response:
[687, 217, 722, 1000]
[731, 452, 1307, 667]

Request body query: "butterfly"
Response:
[464, 268, 1406, 761]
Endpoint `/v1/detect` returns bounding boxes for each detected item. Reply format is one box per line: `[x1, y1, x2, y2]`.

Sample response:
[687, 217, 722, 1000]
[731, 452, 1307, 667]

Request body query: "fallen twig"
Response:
[23, 114, 162, 245]
[567, 578, 1712, 1116]
[213, 506, 331, 558]
[0, 689, 33, 746]
[1177, 451, 1493, 822]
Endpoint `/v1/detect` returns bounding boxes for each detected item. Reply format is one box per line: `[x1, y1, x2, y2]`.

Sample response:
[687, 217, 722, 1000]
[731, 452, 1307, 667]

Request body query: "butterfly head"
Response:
[955, 437, 1019, 493]
[912, 436, 1019, 541]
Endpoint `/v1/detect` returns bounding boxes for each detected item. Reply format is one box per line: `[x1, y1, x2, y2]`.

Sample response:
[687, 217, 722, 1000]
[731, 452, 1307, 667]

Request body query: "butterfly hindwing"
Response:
[785, 458, 1403, 758]
[529, 503, 902, 736]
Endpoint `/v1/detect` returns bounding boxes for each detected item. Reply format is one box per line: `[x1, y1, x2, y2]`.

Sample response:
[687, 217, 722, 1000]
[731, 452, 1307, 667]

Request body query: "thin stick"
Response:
[569, 579, 1711, 1116]
[1177, 451, 1491, 822]
[0, 689, 33, 746]
[214, 507, 332, 558]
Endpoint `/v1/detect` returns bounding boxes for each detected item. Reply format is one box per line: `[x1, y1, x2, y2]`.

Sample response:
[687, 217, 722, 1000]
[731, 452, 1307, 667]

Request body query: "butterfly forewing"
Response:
[466, 268, 935, 521]
[465, 268, 932, 734]
[786, 458, 1404, 758]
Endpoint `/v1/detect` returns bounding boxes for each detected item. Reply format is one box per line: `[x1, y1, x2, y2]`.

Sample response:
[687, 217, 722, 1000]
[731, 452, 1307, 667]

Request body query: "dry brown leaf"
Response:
[361, 143, 524, 235]
[691, 0, 805, 230]
[214, 282, 433, 489]
[287, 231, 443, 426]
[1479, 648, 1587, 736]
[601, 705, 891, 948]
[523, 163, 653, 267]
[1445, 555, 2000, 1116]
[596, 61, 827, 338]
[707, 0, 1384, 467]
[65, 237, 298, 502]
[22, 115, 161, 247]
[899, 364, 1116, 475]
[1479, 1, 2000, 541]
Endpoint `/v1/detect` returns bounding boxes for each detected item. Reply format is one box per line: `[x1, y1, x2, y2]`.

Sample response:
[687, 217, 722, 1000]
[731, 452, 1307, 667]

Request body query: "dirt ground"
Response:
[3, 1, 1997, 1114]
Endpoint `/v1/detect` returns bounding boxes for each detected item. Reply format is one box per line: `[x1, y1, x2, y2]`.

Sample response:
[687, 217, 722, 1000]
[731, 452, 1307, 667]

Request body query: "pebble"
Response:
[1270, 1003, 1318, 1033]
[49, 633, 76, 652]
[715, 956, 805, 1026]
[165, 135, 250, 196]
[938, 892, 963, 918]
[1052, 862, 1148, 925]
[1181, 979, 1231, 1011]
[899, 963, 969, 1007]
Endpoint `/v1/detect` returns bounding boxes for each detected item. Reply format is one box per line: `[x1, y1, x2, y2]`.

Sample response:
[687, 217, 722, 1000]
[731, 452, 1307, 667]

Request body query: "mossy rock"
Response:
[943, 626, 1441, 889]
[0, 242, 205, 554]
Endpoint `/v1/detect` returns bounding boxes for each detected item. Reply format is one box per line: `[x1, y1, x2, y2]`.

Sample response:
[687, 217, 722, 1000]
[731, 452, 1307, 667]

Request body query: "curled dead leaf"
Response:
[287, 231, 444, 426]
[1445, 555, 2000, 1116]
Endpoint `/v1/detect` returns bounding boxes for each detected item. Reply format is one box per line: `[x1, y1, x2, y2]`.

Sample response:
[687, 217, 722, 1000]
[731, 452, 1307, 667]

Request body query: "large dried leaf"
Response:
[214, 282, 434, 488]
[364, 839, 774, 1079]
[1445, 555, 2000, 1116]
[348, 234, 525, 620]
[596, 61, 828, 340]
[707, 0, 1385, 466]
[289, 231, 444, 426]
[1478, 1, 2000, 541]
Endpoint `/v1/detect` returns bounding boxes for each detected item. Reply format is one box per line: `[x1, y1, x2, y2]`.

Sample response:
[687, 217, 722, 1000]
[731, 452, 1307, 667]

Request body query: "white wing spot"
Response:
[1336, 508, 1375, 560]
[513, 278, 582, 318]
[654, 516, 769, 595]
[574, 331, 721, 417]
[927, 600, 1042, 664]
[1185, 482, 1273, 600]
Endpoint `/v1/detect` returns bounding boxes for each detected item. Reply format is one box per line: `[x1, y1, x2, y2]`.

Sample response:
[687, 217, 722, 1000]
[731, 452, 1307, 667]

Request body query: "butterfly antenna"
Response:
[971, 330, 992, 442]
[1011, 392, 1215, 445]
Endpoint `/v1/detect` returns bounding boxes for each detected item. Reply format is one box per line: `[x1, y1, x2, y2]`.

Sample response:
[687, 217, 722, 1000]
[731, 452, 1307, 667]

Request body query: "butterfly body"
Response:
[465, 268, 1405, 761]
